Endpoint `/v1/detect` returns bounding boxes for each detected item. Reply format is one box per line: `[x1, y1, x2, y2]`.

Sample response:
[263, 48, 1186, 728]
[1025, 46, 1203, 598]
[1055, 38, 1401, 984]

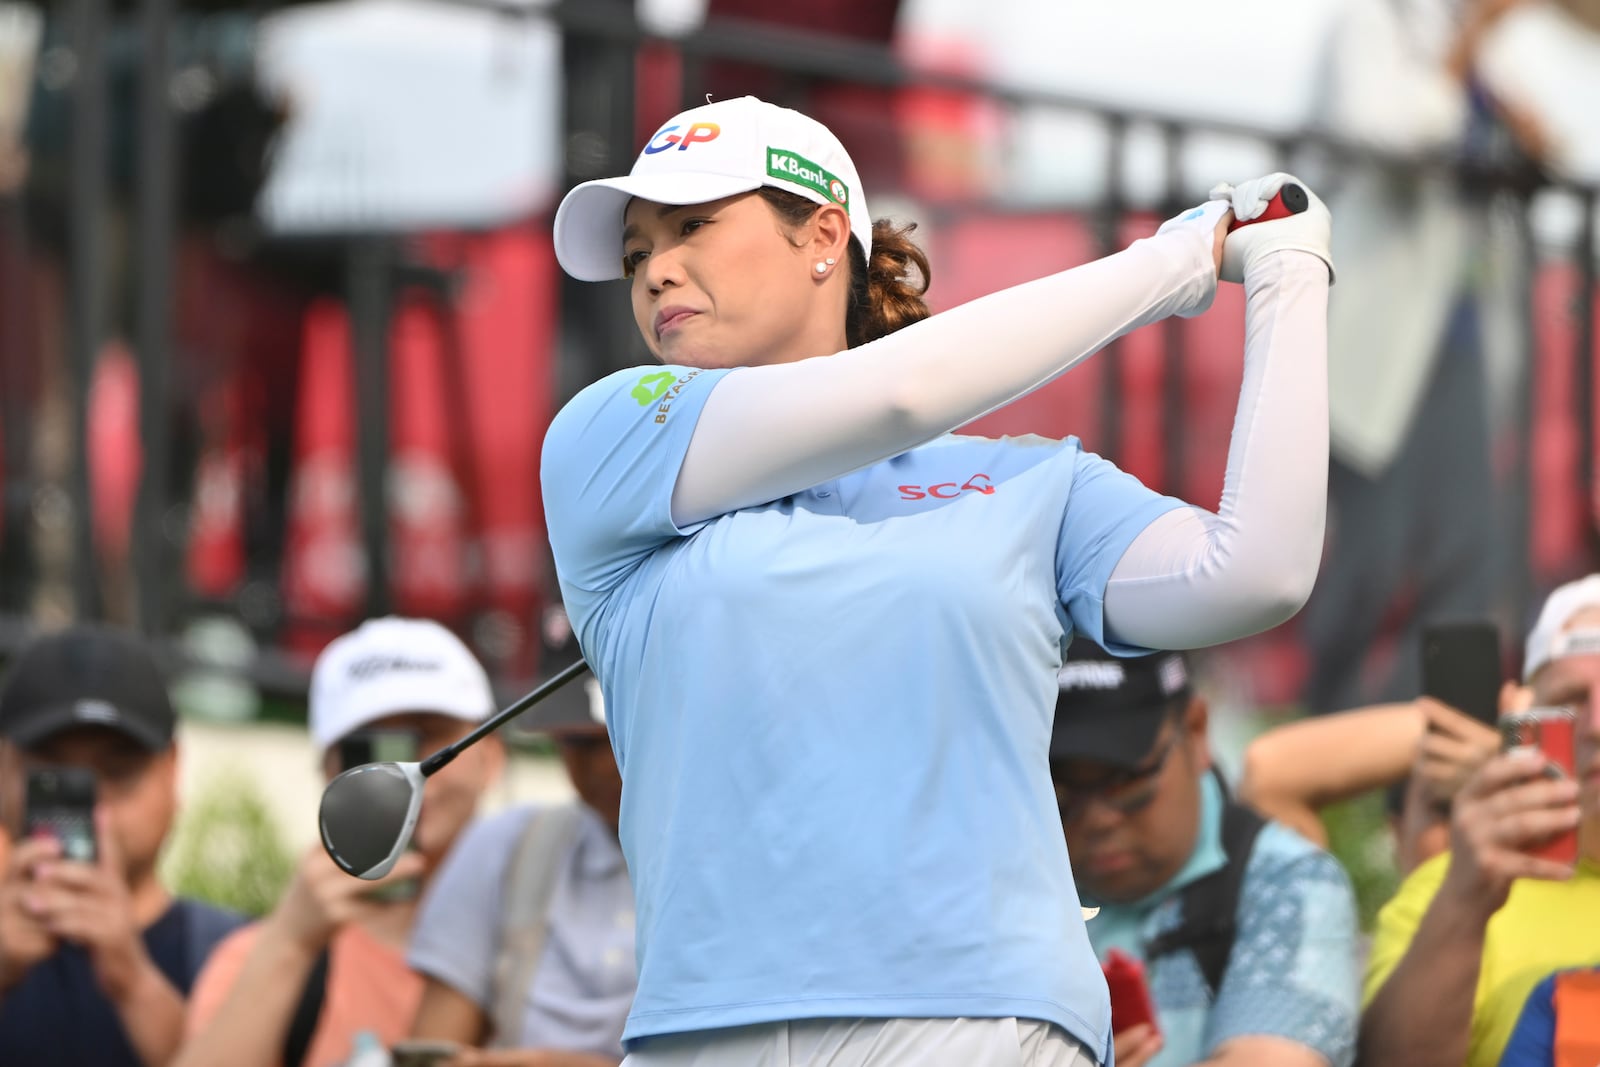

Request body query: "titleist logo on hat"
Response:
[346, 655, 442, 681]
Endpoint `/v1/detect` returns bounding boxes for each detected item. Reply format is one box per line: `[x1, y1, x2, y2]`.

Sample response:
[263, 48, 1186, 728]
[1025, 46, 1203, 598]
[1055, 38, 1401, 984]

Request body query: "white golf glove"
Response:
[1153, 197, 1233, 318]
[1208, 172, 1334, 285]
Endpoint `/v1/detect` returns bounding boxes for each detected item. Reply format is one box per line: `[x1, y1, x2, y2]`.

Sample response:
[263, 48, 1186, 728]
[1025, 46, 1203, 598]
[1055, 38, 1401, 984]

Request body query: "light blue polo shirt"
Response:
[1085, 776, 1361, 1067]
[540, 365, 1185, 1058]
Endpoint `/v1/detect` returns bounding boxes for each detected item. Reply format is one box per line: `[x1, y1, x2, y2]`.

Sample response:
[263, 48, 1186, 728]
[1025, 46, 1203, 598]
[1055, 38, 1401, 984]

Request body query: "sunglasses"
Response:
[1055, 728, 1181, 823]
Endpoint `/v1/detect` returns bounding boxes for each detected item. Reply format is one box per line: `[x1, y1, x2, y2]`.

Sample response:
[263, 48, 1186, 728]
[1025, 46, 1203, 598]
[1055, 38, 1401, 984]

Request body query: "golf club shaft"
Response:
[419, 657, 592, 776]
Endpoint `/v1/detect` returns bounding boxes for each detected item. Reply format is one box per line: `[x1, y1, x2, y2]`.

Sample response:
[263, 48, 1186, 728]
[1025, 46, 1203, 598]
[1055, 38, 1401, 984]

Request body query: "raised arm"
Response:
[669, 204, 1225, 526]
[1103, 176, 1333, 648]
[1239, 704, 1423, 846]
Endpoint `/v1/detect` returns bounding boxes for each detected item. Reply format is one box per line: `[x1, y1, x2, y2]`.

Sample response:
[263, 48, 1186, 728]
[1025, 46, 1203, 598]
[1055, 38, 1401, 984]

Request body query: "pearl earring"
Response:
[815, 262, 828, 274]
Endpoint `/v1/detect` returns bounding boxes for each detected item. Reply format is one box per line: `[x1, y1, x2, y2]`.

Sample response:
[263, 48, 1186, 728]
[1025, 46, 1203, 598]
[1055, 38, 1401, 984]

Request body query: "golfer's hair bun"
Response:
[849, 219, 931, 348]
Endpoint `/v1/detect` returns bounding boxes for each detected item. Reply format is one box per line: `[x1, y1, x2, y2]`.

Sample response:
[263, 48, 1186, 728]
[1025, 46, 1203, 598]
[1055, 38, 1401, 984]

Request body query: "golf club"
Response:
[319, 657, 592, 879]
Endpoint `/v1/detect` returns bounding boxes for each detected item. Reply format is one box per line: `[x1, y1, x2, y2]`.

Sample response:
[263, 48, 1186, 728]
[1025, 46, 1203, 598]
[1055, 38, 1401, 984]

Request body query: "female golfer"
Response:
[542, 96, 1332, 1066]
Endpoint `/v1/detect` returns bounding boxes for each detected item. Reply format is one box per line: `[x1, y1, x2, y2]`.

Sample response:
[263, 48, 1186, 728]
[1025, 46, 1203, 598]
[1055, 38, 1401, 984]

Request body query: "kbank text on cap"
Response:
[554, 96, 872, 282]
[310, 617, 494, 751]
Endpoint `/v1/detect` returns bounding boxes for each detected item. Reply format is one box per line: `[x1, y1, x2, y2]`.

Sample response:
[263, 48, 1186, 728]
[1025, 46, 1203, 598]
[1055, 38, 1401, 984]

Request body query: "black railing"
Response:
[1, 0, 1596, 699]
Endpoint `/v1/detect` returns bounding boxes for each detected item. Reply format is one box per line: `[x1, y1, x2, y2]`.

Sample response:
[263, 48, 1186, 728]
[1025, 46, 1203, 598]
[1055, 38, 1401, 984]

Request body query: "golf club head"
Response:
[318, 761, 425, 880]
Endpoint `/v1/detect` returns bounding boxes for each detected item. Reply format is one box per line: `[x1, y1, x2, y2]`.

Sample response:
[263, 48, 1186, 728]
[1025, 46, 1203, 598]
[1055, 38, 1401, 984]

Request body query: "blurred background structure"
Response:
[1, 0, 1599, 910]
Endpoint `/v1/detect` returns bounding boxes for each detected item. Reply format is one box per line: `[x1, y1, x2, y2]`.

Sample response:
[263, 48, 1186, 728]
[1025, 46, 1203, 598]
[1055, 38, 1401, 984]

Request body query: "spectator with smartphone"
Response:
[1359, 575, 1600, 1067]
[1051, 639, 1360, 1067]
[1240, 695, 1502, 874]
[405, 629, 633, 1067]
[175, 617, 505, 1067]
[0, 624, 244, 1067]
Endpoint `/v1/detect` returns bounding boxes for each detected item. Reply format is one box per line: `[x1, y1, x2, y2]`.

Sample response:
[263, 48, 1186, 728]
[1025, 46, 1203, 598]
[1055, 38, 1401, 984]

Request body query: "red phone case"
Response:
[1103, 949, 1160, 1036]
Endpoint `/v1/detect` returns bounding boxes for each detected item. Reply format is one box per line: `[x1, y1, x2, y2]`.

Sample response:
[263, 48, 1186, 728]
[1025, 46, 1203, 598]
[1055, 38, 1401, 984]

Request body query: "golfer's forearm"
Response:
[173, 925, 320, 1067]
[1359, 894, 1488, 1067]
[670, 229, 1215, 525]
[1103, 253, 1329, 648]
[115, 964, 186, 1067]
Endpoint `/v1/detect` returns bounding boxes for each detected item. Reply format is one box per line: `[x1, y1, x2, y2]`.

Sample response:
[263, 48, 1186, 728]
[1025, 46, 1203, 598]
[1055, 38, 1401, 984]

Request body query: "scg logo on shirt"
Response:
[899, 474, 995, 500]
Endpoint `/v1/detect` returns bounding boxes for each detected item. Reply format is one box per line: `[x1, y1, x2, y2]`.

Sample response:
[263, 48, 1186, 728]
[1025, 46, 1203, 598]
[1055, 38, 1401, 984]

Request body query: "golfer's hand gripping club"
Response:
[1211, 172, 1334, 284]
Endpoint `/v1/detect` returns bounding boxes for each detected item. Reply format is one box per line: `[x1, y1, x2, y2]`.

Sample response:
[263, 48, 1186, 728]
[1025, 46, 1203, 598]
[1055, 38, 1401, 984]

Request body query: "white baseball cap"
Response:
[553, 96, 873, 282]
[1523, 573, 1600, 680]
[309, 617, 495, 751]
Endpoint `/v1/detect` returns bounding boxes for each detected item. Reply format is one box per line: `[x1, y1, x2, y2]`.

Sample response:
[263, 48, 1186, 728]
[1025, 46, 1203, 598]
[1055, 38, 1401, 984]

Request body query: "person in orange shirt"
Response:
[174, 618, 506, 1067]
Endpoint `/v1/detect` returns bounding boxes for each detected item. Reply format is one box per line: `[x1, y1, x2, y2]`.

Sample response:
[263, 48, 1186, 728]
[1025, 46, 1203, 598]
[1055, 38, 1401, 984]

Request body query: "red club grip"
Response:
[1228, 183, 1308, 231]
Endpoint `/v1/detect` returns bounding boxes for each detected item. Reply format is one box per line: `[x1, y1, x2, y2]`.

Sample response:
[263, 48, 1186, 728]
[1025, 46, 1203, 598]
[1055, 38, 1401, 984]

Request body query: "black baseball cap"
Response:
[0, 625, 177, 751]
[1049, 638, 1193, 770]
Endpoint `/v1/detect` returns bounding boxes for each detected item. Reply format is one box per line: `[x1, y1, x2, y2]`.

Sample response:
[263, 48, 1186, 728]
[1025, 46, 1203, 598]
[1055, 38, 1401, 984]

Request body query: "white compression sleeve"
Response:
[1102, 251, 1330, 649]
[670, 229, 1216, 525]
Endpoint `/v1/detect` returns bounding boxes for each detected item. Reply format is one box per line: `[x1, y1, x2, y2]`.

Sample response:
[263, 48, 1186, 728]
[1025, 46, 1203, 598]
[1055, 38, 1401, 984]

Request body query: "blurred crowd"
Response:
[0, 0, 1598, 1065]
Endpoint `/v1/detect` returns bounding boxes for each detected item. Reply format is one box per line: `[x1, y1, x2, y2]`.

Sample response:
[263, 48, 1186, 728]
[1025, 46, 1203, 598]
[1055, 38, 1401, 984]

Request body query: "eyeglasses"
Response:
[1055, 730, 1181, 823]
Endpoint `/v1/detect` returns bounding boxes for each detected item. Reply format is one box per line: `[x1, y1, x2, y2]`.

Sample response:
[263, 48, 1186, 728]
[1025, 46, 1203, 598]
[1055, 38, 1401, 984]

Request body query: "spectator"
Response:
[176, 617, 504, 1067]
[407, 650, 632, 1066]
[1498, 963, 1600, 1066]
[1051, 639, 1360, 1067]
[1301, 0, 1547, 712]
[0, 624, 244, 1067]
[1240, 696, 1501, 873]
[1360, 574, 1600, 1067]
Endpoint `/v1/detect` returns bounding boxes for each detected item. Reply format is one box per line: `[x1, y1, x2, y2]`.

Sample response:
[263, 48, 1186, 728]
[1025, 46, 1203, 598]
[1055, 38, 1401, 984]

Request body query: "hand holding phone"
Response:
[1500, 706, 1579, 865]
[23, 767, 98, 864]
[1103, 948, 1160, 1037]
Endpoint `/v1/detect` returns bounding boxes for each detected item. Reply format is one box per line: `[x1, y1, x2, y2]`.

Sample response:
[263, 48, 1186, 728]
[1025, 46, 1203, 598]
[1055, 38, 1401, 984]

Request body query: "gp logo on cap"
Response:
[644, 122, 722, 155]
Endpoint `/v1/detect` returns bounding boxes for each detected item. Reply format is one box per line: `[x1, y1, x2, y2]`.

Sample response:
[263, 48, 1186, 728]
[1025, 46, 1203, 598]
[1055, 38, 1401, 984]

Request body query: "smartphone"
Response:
[390, 1039, 461, 1067]
[1501, 706, 1579, 865]
[1103, 949, 1160, 1037]
[1421, 621, 1503, 726]
[338, 728, 419, 771]
[339, 730, 423, 902]
[23, 766, 98, 864]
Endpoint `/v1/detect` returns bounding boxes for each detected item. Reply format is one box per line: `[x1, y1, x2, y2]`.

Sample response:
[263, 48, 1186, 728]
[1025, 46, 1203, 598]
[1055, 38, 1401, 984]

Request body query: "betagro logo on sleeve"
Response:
[632, 372, 675, 406]
[631, 369, 704, 424]
[766, 148, 849, 207]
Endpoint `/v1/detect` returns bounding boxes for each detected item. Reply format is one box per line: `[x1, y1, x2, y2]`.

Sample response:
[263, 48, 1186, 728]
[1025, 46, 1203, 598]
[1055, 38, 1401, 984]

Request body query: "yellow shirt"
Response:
[1363, 854, 1600, 1067]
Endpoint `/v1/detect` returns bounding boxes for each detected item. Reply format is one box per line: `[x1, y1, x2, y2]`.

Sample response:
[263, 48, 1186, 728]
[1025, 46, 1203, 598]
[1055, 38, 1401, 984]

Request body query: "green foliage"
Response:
[1320, 789, 1402, 932]
[162, 769, 295, 918]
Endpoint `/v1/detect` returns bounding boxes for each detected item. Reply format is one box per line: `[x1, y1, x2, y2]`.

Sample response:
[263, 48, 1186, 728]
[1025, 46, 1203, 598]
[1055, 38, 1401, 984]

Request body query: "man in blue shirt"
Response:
[1051, 640, 1360, 1067]
[0, 626, 242, 1067]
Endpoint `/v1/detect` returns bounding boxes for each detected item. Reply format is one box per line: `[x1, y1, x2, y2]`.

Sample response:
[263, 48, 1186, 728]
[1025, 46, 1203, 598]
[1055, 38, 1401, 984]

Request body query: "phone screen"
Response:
[1421, 621, 1503, 726]
[24, 766, 98, 864]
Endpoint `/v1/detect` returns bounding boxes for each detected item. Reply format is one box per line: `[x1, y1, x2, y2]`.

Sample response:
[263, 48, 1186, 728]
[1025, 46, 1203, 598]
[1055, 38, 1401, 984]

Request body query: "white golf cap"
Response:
[309, 617, 495, 751]
[554, 96, 872, 282]
[1523, 573, 1600, 681]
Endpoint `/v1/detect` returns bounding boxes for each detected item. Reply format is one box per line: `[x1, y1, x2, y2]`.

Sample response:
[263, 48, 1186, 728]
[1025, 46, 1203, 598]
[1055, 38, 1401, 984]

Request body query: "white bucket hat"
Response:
[554, 96, 873, 282]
